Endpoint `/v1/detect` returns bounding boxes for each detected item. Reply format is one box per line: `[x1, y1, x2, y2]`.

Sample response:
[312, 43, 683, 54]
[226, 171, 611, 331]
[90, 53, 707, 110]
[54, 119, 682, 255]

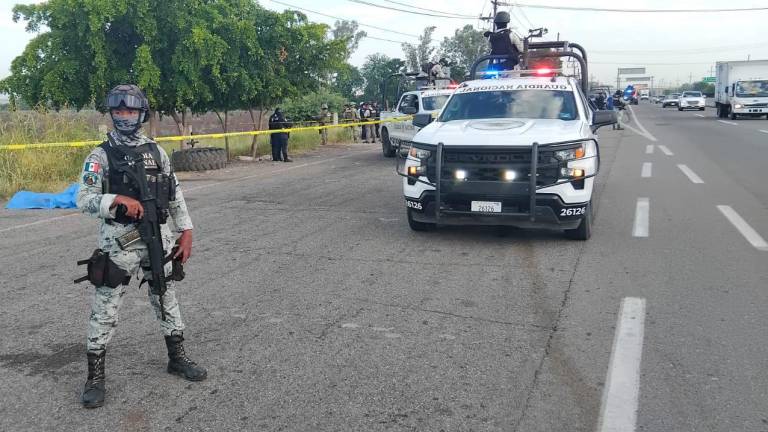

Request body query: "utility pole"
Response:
[689, 72, 693, 84]
[492, 0, 499, 31]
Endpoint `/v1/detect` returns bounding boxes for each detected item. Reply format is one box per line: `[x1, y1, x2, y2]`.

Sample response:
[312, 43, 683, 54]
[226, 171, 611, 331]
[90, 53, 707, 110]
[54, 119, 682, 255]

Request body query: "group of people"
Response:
[341, 101, 380, 144]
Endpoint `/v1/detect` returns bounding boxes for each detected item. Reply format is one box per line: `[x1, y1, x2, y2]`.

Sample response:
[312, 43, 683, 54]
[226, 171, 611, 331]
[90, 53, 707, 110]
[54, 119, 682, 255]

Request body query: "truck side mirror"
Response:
[412, 113, 434, 129]
[591, 110, 617, 131]
[401, 106, 418, 115]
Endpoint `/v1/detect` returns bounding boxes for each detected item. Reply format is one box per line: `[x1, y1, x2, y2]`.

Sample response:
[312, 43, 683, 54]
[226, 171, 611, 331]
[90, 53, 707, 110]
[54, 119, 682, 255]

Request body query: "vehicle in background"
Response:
[639, 89, 650, 101]
[653, 95, 665, 104]
[398, 40, 616, 240]
[678, 91, 706, 111]
[714, 60, 768, 119]
[662, 93, 681, 108]
[380, 88, 454, 157]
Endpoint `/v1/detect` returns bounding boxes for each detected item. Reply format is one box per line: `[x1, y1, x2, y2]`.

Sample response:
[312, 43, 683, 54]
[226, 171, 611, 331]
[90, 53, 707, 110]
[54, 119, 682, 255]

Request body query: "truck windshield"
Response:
[439, 90, 578, 122]
[736, 80, 768, 97]
[422, 95, 450, 111]
[682, 92, 702, 97]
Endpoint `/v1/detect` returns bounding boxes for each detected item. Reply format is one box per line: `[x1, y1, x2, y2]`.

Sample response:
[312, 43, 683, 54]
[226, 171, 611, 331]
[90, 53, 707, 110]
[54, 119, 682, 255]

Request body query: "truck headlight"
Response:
[556, 141, 597, 180]
[734, 104, 743, 109]
[554, 141, 596, 161]
[409, 147, 432, 159]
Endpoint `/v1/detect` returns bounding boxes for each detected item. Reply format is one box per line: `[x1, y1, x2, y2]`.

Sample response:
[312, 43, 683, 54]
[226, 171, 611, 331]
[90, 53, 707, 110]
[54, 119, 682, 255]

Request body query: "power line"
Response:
[366, 35, 410, 44]
[348, 0, 479, 19]
[379, 0, 478, 18]
[270, 0, 419, 38]
[512, 5, 534, 28]
[510, 3, 768, 13]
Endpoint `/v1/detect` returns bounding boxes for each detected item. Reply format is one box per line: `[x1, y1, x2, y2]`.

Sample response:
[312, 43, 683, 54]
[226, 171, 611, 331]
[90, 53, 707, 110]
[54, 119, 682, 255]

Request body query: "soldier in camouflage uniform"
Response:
[76, 85, 206, 409]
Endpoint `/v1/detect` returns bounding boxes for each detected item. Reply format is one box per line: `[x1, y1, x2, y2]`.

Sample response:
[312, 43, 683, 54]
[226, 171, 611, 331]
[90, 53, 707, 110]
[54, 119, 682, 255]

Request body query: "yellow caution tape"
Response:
[0, 116, 414, 151]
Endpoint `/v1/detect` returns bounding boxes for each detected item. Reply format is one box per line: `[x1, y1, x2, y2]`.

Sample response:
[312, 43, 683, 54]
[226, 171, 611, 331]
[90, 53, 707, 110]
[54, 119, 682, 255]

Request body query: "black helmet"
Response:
[105, 84, 150, 123]
[494, 11, 511, 26]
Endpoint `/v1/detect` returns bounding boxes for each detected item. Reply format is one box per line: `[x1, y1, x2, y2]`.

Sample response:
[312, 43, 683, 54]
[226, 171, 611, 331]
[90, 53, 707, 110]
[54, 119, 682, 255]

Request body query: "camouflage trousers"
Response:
[87, 238, 185, 353]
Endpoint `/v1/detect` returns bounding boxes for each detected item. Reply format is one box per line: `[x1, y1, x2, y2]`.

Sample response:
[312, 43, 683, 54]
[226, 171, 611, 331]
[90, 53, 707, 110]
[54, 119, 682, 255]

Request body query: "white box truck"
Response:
[715, 60, 768, 119]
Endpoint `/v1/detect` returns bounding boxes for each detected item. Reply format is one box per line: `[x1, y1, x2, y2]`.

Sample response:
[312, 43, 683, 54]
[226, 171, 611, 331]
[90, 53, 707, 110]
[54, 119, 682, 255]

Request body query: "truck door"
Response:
[398, 94, 420, 139]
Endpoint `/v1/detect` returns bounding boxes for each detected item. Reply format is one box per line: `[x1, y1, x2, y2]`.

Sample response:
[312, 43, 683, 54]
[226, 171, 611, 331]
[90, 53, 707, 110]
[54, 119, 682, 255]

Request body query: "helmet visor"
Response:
[106, 93, 146, 110]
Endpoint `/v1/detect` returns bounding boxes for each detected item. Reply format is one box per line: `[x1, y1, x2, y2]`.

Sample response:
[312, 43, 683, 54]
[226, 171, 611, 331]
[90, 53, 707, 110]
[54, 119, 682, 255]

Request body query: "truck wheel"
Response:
[564, 203, 592, 240]
[407, 208, 435, 231]
[730, 111, 737, 120]
[381, 128, 395, 158]
[678, 107, 683, 111]
[700, 107, 705, 111]
[171, 147, 227, 172]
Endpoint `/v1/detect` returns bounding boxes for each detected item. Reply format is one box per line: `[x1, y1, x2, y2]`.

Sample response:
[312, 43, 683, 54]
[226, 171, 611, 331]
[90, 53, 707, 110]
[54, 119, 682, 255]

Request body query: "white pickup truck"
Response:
[398, 67, 617, 239]
[380, 89, 454, 157]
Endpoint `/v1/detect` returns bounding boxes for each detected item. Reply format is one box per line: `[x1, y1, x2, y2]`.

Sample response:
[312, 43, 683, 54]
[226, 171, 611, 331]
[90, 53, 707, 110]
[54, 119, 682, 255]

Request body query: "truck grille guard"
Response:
[397, 139, 599, 222]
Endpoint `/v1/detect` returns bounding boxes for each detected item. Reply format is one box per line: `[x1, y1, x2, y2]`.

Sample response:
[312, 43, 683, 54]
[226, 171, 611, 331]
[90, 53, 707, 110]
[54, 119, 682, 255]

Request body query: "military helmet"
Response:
[321, 103, 328, 109]
[105, 84, 150, 123]
[494, 11, 511, 26]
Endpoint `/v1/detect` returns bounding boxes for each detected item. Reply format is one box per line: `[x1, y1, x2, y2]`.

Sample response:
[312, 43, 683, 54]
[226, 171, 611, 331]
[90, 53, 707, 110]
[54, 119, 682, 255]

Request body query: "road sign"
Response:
[625, 76, 651, 82]
[618, 67, 646, 75]
[702, 76, 716, 83]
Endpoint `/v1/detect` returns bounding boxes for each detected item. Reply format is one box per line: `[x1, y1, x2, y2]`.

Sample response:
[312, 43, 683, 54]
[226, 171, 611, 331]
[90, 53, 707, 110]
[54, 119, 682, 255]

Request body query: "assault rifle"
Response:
[107, 136, 169, 320]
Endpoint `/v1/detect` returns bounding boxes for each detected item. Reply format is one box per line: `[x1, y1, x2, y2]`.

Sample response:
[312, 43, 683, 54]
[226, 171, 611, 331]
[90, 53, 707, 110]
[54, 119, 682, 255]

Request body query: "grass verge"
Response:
[1, 112, 360, 200]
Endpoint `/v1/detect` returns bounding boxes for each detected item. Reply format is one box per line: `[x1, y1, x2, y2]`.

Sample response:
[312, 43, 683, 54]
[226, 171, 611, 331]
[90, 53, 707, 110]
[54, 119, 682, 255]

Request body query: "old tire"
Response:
[564, 203, 592, 240]
[171, 147, 227, 172]
[407, 208, 435, 232]
[381, 128, 395, 158]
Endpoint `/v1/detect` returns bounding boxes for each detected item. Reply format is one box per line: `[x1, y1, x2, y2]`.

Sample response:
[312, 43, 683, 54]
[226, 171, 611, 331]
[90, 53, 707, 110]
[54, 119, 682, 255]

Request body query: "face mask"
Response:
[111, 111, 142, 135]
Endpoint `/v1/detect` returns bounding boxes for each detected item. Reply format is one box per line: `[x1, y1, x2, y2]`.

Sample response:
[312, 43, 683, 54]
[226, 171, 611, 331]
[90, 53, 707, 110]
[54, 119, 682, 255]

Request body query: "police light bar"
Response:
[483, 69, 564, 79]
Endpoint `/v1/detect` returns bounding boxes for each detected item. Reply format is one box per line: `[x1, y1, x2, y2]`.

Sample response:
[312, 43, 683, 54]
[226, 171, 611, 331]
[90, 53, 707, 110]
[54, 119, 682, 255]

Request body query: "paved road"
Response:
[1, 103, 766, 431]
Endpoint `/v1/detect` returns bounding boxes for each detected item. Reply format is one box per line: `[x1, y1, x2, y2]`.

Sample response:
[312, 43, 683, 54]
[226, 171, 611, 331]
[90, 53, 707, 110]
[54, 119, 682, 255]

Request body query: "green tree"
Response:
[439, 25, 488, 81]
[401, 26, 436, 72]
[332, 64, 365, 100]
[281, 88, 347, 122]
[360, 54, 405, 104]
[332, 20, 367, 59]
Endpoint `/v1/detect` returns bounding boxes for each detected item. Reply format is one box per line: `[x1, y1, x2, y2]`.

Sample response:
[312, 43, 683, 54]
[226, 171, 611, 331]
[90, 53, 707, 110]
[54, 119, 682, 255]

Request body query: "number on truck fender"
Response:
[560, 207, 586, 217]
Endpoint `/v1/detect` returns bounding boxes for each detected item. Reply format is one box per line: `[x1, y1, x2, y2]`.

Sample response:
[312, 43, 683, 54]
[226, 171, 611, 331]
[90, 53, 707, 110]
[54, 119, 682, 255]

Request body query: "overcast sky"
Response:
[2, 0, 768, 89]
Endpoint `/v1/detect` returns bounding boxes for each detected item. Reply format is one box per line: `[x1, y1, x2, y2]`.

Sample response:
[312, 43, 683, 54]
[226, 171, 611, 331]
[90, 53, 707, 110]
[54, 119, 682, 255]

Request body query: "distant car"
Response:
[662, 93, 681, 108]
[653, 95, 665, 104]
[678, 91, 706, 111]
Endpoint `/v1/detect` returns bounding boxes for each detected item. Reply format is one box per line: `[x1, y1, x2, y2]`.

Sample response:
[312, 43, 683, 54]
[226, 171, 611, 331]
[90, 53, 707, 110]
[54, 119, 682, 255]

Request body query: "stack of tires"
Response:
[171, 147, 227, 172]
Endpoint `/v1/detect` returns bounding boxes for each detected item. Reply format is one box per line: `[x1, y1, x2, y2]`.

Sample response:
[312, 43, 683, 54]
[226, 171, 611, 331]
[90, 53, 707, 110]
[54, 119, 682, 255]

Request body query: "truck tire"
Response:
[564, 203, 592, 240]
[730, 111, 738, 120]
[171, 147, 227, 172]
[381, 128, 396, 158]
[407, 208, 435, 231]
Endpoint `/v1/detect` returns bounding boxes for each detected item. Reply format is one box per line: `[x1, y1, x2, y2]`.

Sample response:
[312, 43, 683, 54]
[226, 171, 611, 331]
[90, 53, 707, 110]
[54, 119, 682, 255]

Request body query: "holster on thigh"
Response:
[74, 249, 130, 288]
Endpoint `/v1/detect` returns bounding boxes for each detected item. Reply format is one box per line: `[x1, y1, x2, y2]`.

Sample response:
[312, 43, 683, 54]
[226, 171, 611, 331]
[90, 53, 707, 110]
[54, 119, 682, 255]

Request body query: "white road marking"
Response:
[626, 105, 658, 142]
[645, 145, 654, 154]
[596, 297, 647, 432]
[0, 212, 80, 234]
[717, 120, 738, 126]
[641, 162, 652, 178]
[632, 198, 649, 238]
[657, 145, 674, 156]
[341, 323, 361, 329]
[695, 114, 705, 118]
[676, 164, 704, 184]
[717, 205, 768, 251]
[759, 130, 768, 134]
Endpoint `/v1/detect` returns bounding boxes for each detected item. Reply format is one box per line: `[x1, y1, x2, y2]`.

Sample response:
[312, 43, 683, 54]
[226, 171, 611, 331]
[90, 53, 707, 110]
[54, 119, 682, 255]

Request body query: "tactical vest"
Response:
[100, 140, 175, 225]
[489, 30, 520, 67]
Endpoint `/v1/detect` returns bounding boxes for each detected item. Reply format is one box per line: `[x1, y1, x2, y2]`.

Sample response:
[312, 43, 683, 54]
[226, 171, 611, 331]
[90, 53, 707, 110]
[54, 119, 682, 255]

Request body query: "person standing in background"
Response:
[342, 104, 359, 142]
[317, 103, 332, 145]
[269, 108, 292, 162]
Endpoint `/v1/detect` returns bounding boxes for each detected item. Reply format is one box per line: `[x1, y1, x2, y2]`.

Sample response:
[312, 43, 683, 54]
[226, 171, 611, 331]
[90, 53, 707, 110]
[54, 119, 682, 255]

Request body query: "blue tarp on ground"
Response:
[5, 183, 79, 209]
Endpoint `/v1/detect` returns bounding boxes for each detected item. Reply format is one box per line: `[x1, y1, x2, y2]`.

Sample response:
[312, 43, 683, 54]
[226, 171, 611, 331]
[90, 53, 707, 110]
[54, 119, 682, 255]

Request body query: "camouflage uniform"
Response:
[77, 131, 193, 353]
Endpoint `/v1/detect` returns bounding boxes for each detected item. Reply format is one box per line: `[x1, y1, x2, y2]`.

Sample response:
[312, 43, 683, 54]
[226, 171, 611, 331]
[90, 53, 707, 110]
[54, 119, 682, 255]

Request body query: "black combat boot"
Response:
[164, 334, 207, 381]
[81, 351, 106, 408]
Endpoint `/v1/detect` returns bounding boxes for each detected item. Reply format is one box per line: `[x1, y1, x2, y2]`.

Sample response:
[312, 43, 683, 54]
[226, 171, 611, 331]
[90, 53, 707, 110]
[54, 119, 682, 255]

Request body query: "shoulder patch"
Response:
[83, 173, 100, 186]
[84, 161, 102, 173]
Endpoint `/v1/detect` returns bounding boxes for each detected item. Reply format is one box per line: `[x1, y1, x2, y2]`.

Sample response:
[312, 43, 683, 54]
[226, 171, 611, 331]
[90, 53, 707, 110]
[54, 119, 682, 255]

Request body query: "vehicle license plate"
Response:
[471, 201, 502, 213]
